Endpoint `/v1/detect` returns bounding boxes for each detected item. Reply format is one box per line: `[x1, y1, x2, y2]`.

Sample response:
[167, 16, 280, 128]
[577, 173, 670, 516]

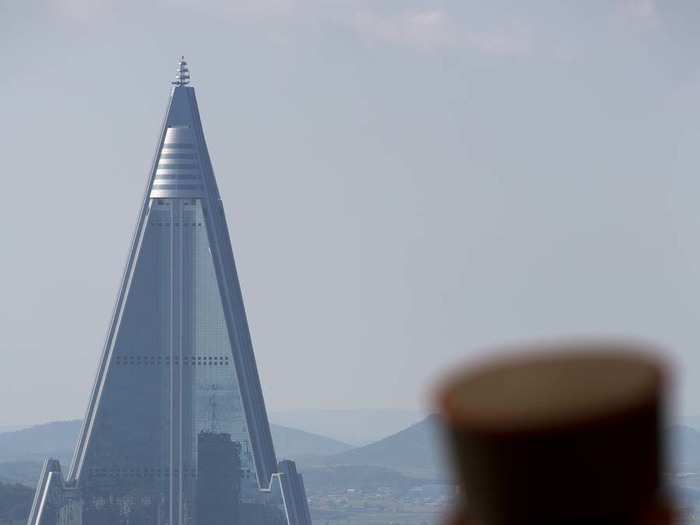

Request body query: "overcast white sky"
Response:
[3, 0, 700, 425]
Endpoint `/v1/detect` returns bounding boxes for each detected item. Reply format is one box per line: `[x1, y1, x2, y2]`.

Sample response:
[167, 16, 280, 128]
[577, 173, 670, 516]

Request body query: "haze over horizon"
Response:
[5, 0, 700, 425]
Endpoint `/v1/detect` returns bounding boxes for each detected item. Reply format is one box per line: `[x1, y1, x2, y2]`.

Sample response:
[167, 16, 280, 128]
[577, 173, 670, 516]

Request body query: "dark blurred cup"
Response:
[435, 340, 675, 525]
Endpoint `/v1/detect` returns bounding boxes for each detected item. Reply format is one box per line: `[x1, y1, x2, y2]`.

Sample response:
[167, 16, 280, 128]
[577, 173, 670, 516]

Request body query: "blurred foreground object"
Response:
[436, 340, 675, 525]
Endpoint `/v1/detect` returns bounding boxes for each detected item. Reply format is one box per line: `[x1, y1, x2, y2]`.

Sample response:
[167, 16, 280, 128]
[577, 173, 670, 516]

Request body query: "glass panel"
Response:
[73, 199, 285, 525]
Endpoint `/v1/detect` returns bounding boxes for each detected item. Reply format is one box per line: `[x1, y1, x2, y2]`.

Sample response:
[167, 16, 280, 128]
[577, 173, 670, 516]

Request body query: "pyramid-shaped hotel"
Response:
[28, 58, 312, 525]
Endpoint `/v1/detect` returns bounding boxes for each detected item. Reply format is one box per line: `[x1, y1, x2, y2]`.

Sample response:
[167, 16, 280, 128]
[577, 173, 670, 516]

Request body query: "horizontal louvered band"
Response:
[150, 189, 205, 198]
[152, 183, 202, 190]
[154, 173, 199, 180]
[157, 161, 198, 168]
[159, 153, 196, 159]
[155, 168, 200, 176]
[161, 143, 194, 150]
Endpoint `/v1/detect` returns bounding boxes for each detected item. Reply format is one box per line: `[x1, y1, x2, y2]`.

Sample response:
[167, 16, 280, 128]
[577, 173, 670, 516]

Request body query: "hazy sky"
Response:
[3, 0, 700, 425]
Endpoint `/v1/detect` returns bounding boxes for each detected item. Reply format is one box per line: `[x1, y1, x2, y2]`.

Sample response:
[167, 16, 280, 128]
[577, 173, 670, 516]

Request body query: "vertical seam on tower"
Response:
[179, 199, 184, 525]
[169, 201, 175, 525]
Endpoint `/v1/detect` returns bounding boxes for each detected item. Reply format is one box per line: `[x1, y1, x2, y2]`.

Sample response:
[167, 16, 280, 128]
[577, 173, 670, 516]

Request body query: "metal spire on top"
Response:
[172, 56, 190, 86]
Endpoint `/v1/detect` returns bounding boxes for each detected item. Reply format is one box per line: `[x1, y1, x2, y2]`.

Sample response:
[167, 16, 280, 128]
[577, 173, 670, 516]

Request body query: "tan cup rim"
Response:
[435, 337, 667, 435]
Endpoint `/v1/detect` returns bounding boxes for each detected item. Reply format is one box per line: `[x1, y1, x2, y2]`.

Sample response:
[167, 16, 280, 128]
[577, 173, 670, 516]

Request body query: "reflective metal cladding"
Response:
[28, 59, 312, 525]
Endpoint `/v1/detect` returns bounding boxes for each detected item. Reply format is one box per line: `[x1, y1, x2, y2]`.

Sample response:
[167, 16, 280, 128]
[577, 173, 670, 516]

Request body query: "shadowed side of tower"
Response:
[28, 58, 312, 525]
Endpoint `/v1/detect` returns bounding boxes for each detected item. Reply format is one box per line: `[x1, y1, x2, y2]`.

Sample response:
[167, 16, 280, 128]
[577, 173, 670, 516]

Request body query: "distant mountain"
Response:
[0, 420, 79, 463]
[0, 419, 350, 468]
[270, 424, 352, 458]
[299, 417, 700, 483]
[315, 415, 451, 480]
[270, 409, 424, 446]
[669, 425, 700, 471]
[0, 425, 24, 434]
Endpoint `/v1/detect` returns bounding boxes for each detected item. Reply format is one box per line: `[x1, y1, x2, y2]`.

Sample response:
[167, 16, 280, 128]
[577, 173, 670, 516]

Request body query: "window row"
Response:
[151, 222, 203, 227]
[112, 355, 230, 366]
[87, 467, 197, 478]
